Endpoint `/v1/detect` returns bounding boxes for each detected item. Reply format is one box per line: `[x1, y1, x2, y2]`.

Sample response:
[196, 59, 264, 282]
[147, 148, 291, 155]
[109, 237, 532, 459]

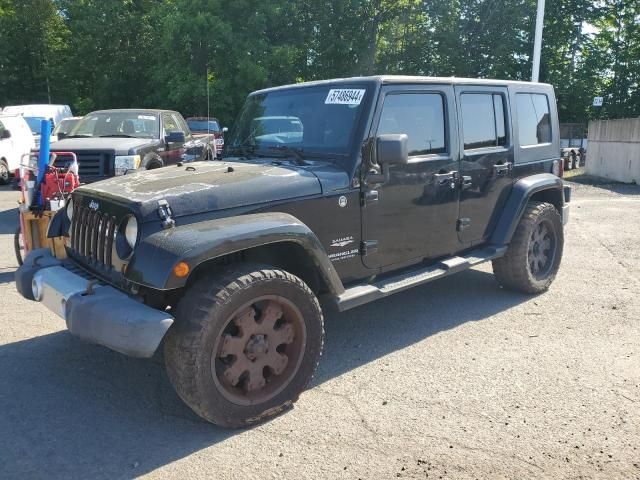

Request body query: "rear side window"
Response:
[460, 93, 507, 150]
[377, 93, 446, 156]
[516, 93, 551, 146]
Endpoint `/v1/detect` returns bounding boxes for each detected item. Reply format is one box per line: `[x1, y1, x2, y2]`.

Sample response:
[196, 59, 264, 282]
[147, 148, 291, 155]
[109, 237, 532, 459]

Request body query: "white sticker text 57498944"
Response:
[324, 89, 366, 105]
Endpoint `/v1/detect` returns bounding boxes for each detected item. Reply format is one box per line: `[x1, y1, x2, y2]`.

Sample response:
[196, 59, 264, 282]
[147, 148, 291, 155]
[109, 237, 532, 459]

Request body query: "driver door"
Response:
[161, 113, 188, 164]
[361, 85, 461, 270]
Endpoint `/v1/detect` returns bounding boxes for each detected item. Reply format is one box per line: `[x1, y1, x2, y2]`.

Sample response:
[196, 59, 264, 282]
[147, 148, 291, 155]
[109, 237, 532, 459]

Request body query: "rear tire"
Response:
[492, 201, 563, 294]
[164, 264, 324, 428]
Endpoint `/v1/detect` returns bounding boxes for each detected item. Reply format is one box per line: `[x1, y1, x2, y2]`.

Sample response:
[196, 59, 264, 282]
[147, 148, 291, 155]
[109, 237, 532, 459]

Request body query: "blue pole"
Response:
[36, 119, 52, 207]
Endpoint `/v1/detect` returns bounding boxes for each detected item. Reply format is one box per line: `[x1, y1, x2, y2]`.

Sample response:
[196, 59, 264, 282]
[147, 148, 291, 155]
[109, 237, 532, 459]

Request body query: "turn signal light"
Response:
[173, 262, 190, 278]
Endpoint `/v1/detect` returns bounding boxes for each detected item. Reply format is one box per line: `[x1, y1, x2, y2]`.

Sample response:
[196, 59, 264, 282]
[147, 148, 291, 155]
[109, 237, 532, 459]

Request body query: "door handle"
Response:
[493, 163, 513, 176]
[434, 171, 457, 186]
[461, 175, 473, 190]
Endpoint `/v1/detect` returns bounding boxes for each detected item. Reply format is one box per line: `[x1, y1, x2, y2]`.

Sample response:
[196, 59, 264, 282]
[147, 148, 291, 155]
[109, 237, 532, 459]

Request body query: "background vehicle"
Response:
[186, 117, 226, 158]
[2, 105, 73, 147]
[51, 116, 82, 142]
[49, 109, 215, 181]
[16, 76, 570, 428]
[560, 123, 587, 170]
[0, 114, 36, 184]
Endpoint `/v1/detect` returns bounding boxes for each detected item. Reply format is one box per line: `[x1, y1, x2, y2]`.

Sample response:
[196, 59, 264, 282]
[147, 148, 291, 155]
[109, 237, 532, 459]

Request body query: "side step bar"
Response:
[334, 246, 507, 311]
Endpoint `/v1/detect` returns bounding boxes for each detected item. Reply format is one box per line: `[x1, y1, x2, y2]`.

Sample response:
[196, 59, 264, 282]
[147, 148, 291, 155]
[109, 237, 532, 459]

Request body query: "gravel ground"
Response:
[0, 181, 638, 480]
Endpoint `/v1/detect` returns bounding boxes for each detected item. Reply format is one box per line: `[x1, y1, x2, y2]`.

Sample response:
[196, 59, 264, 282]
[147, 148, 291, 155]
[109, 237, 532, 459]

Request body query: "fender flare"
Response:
[125, 212, 345, 295]
[490, 173, 564, 246]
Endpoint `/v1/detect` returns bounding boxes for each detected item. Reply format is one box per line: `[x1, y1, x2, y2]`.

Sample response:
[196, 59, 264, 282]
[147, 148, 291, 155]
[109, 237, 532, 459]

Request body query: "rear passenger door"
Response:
[455, 86, 514, 245]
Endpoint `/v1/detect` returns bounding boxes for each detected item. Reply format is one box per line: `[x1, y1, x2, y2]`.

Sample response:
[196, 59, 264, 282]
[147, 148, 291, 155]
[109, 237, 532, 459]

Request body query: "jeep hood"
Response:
[51, 137, 155, 154]
[79, 161, 322, 222]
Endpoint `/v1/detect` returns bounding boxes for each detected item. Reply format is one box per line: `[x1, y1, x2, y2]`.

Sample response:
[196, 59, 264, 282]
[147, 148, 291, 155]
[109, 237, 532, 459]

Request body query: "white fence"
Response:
[585, 117, 640, 183]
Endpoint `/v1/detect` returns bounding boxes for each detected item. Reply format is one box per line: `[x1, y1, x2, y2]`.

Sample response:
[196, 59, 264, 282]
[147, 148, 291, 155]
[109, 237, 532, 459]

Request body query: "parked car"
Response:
[2, 104, 73, 147]
[49, 109, 216, 182]
[186, 117, 227, 157]
[0, 114, 36, 184]
[51, 116, 82, 142]
[17, 76, 570, 428]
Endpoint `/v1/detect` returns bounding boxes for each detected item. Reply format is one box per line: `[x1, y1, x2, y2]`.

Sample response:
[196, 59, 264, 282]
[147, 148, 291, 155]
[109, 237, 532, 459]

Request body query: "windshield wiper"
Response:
[268, 145, 306, 166]
[99, 134, 135, 138]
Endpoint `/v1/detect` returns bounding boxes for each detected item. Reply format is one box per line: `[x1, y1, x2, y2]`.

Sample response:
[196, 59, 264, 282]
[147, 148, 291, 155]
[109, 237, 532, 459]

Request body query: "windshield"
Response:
[225, 84, 369, 158]
[23, 116, 46, 134]
[52, 118, 80, 136]
[69, 111, 160, 139]
[188, 119, 220, 132]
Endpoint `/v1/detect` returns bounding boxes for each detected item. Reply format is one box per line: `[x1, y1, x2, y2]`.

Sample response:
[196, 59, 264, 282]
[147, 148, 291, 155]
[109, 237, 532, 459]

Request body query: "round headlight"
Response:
[66, 198, 74, 221]
[124, 215, 138, 248]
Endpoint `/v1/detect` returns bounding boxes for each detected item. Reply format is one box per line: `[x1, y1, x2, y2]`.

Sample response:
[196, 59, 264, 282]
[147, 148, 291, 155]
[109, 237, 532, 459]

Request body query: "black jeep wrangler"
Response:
[16, 76, 570, 427]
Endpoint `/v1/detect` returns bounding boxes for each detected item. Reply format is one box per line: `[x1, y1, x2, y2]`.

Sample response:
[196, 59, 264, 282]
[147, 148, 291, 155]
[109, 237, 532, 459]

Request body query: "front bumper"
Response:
[16, 249, 173, 358]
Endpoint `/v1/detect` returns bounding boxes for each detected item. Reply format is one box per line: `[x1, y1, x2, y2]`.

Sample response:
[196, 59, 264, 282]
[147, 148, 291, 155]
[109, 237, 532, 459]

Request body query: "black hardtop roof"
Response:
[253, 75, 553, 95]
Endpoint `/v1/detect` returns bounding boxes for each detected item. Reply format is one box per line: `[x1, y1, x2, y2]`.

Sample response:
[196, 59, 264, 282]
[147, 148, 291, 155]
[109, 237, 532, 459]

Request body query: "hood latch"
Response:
[157, 199, 176, 229]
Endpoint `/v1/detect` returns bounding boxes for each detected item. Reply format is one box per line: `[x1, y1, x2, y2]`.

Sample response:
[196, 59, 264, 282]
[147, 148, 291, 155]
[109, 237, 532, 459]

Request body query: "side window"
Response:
[163, 113, 179, 134]
[377, 93, 446, 156]
[460, 93, 507, 150]
[494, 95, 507, 146]
[516, 93, 551, 146]
[173, 114, 189, 136]
[0, 120, 5, 137]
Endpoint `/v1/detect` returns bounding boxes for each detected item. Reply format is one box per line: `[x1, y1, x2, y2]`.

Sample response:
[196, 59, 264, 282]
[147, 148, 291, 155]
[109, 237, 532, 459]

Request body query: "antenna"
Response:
[206, 67, 210, 136]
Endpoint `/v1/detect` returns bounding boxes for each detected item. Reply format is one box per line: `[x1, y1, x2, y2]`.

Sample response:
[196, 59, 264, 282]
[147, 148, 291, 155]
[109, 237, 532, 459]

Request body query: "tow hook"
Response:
[157, 199, 176, 229]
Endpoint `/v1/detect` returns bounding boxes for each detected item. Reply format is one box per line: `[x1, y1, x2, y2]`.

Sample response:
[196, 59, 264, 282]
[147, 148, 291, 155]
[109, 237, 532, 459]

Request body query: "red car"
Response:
[186, 117, 227, 157]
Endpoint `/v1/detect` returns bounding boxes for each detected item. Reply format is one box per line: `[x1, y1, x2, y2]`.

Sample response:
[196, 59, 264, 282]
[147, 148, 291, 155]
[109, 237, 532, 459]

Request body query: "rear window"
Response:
[516, 93, 552, 146]
[187, 120, 220, 132]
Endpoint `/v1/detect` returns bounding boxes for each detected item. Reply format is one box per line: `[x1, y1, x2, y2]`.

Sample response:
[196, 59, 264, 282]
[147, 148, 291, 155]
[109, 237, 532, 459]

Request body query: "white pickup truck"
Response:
[0, 114, 36, 184]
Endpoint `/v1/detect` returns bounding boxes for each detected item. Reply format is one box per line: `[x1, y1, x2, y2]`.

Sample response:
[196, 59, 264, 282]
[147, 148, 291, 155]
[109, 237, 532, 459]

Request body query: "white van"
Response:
[0, 114, 36, 184]
[2, 104, 73, 146]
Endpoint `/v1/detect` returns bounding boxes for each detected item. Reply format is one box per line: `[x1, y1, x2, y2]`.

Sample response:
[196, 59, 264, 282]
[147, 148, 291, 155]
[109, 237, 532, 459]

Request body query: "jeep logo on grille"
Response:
[88, 200, 100, 211]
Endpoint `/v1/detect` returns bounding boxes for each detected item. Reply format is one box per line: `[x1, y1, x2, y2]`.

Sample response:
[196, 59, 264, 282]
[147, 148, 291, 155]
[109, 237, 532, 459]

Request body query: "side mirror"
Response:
[222, 127, 229, 134]
[57, 132, 67, 141]
[1, 129, 11, 139]
[376, 134, 408, 165]
[166, 131, 185, 144]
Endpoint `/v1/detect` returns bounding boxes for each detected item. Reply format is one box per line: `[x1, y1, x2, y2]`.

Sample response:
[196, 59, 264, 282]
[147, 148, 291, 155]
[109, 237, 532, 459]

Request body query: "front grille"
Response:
[55, 152, 112, 177]
[70, 204, 117, 269]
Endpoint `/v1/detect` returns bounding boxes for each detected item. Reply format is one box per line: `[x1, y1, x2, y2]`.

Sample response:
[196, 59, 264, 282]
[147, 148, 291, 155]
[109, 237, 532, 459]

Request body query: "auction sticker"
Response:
[325, 89, 366, 105]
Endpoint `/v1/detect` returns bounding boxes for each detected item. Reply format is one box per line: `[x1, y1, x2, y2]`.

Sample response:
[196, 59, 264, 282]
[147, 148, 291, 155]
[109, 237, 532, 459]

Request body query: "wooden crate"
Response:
[20, 210, 68, 259]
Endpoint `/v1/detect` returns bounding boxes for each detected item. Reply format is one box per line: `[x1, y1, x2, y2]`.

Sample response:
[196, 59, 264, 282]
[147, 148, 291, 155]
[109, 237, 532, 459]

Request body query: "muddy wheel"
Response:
[492, 201, 563, 294]
[164, 264, 323, 428]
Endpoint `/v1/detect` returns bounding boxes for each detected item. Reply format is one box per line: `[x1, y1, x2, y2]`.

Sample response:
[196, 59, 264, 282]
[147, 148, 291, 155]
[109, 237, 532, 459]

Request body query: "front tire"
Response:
[164, 264, 324, 428]
[492, 201, 563, 294]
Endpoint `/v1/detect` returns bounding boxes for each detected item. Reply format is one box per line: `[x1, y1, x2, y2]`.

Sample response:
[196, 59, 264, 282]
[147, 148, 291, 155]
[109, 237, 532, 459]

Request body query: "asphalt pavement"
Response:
[0, 179, 638, 479]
